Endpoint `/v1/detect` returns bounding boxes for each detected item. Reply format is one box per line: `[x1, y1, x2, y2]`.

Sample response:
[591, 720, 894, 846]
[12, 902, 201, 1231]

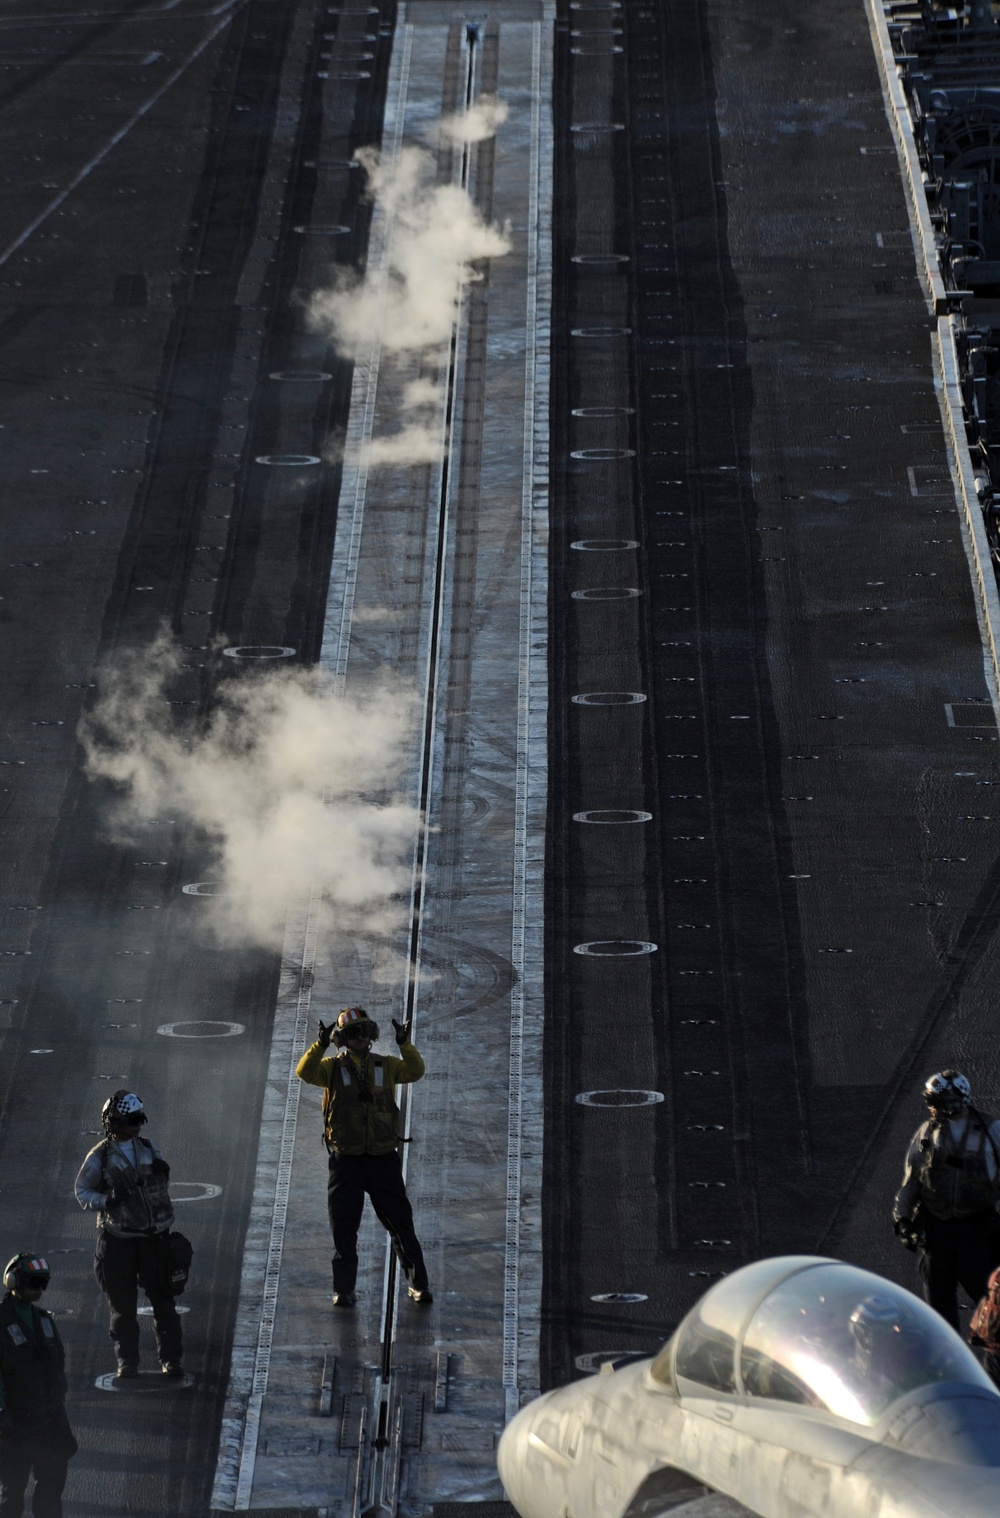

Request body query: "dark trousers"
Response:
[327, 1150, 429, 1295]
[918, 1210, 1000, 1331]
[94, 1230, 182, 1369]
[0, 1415, 76, 1518]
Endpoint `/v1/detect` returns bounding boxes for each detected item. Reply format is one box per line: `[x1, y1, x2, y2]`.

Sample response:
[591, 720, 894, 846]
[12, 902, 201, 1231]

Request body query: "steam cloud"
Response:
[79, 634, 420, 953]
[438, 95, 510, 144]
[308, 134, 512, 466]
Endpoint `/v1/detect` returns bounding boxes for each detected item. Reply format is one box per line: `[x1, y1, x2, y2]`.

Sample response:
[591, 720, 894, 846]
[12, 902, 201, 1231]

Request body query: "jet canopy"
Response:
[654, 1255, 996, 1426]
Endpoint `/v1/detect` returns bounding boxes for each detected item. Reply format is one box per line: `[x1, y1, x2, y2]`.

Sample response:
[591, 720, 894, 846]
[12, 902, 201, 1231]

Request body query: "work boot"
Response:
[161, 1363, 185, 1378]
[407, 1285, 433, 1305]
[115, 1363, 139, 1382]
[332, 1291, 357, 1308]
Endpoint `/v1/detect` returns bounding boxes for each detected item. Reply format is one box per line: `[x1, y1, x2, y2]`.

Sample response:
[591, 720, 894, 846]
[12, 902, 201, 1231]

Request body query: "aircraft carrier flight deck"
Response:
[0, 0, 998, 1512]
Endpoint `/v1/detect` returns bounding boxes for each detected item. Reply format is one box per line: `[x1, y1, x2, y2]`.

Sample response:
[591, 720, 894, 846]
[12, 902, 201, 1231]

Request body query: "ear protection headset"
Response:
[332, 1006, 380, 1047]
[3, 1254, 50, 1293]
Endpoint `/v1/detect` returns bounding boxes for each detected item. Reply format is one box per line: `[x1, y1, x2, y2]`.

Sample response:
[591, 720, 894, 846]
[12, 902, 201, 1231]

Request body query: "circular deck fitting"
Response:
[571, 691, 646, 705]
[157, 1021, 245, 1039]
[571, 252, 629, 263]
[254, 454, 321, 467]
[171, 1183, 223, 1203]
[222, 645, 296, 660]
[181, 882, 218, 897]
[571, 326, 632, 337]
[570, 448, 636, 460]
[269, 371, 333, 382]
[573, 809, 652, 824]
[292, 224, 351, 235]
[96, 1371, 194, 1392]
[572, 405, 634, 416]
[590, 1292, 648, 1304]
[573, 940, 658, 956]
[571, 587, 641, 600]
[576, 1089, 664, 1106]
[571, 539, 639, 552]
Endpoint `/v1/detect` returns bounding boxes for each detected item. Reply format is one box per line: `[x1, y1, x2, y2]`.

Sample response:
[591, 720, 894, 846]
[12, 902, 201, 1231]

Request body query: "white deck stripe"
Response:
[210, 29, 415, 1511]
[504, 5, 552, 1422]
[322, 24, 414, 689]
[0, 6, 247, 269]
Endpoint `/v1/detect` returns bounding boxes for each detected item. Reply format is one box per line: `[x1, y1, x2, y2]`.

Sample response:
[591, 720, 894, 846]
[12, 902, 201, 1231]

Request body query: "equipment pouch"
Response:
[166, 1231, 194, 1296]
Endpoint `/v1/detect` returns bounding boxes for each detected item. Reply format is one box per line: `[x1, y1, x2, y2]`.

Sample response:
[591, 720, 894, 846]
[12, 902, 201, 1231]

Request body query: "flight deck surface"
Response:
[0, 0, 997, 1513]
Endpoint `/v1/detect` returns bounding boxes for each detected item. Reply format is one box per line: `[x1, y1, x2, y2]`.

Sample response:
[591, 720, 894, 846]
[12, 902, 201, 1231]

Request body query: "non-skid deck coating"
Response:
[0, 0, 998, 1513]
[543, 0, 1000, 1388]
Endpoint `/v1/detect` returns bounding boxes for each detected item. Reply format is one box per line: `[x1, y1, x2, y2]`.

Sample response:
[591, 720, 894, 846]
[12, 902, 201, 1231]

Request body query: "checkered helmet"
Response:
[922, 1070, 972, 1114]
[101, 1089, 147, 1134]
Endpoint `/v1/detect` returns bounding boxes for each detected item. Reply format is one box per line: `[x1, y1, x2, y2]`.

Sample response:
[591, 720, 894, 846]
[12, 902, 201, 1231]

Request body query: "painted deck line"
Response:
[208, 31, 418, 1512]
[505, 4, 552, 1422]
[0, 5, 247, 269]
[322, 23, 414, 689]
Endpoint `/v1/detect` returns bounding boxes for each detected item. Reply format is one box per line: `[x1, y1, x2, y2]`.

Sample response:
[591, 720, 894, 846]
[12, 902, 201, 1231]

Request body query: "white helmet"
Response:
[922, 1070, 972, 1115]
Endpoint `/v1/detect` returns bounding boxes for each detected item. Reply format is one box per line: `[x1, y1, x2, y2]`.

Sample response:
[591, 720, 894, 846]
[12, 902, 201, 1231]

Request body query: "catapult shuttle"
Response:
[498, 1256, 1000, 1518]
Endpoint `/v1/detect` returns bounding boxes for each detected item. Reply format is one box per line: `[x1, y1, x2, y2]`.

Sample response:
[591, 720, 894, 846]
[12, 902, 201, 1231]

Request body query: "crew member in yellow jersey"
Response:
[296, 1007, 432, 1308]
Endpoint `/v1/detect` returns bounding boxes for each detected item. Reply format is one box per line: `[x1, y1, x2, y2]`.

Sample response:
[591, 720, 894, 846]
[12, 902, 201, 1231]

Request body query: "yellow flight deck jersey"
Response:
[296, 1039, 425, 1155]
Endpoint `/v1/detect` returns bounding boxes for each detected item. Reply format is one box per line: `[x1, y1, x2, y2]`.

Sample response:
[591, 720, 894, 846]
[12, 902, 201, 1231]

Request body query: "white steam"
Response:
[308, 140, 512, 466]
[438, 95, 510, 144]
[362, 421, 443, 466]
[79, 634, 420, 952]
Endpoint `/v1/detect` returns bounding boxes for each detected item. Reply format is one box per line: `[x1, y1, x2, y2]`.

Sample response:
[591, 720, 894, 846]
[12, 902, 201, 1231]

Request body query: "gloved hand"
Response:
[150, 1158, 170, 1177]
[391, 1018, 412, 1047]
[0, 1410, 15, 1438]
[318, 1020, 332, 1050]
[893, 1216, 923, 1252]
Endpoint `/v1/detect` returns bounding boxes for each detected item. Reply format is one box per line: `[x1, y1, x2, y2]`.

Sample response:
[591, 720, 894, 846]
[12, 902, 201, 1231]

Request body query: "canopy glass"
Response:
[655, 1256, 995, 1424]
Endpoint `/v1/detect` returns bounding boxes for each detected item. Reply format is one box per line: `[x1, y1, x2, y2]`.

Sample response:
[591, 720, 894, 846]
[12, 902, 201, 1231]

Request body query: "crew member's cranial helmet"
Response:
[2, 1254, 50, 1294]
[101, 1089, 147, 1134]
[922, 1070, 972, 1115]
[333, 1006, 380, 1046]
